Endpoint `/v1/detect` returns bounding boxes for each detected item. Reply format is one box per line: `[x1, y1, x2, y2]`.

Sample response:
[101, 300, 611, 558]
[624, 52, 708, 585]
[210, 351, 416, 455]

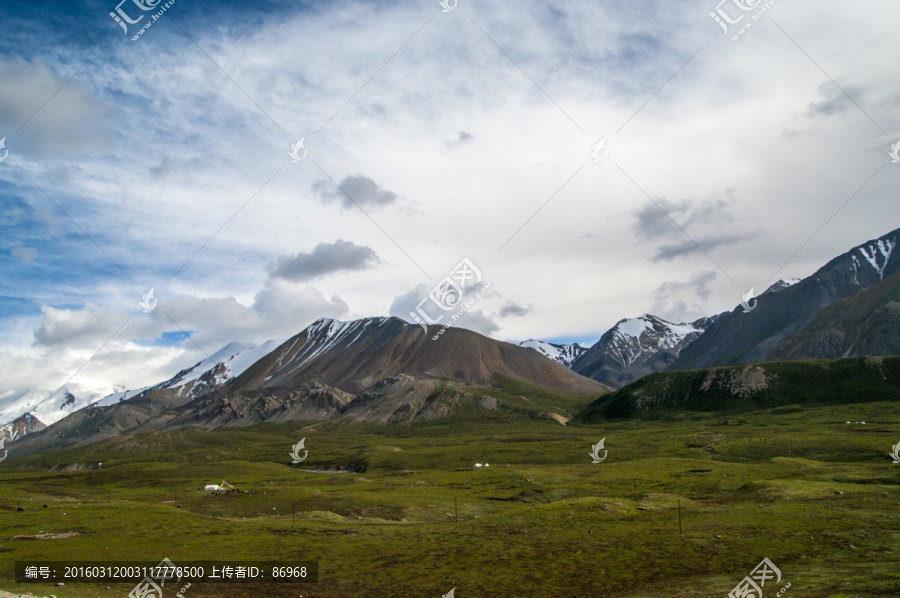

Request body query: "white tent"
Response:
[204, 480, 234, 491]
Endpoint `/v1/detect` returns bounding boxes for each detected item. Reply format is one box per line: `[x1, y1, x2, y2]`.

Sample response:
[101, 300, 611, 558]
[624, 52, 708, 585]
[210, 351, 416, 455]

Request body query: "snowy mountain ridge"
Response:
[0, 314, 709, 433]
[515, 339, 587, 368]
[857, 237, 896, 280]
[570, 313, 720, 388]
[0, 339, 287, 433]
[604, 315, 705, 368]
[0, 386, 104, 432]
[150, 339, 286, 398]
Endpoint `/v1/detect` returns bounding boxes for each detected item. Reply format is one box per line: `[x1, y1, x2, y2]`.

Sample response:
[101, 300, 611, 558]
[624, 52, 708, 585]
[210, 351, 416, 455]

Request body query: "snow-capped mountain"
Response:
[201, 316, 604, 396]
[515, 340, 587, 368]
[769, 266, 900, 361]
[12, 317, 607, 454]
[89, 340, 286, 407]
[267, 318, 393, 379]
[0, 340, 286, 436]
[673, 228, 900, 370]
[0, 386, 104, 431]
[1, 413, 45, 441]
[29, 320, 599, 423]
[148, 339, 286, 398]
[571, 314, 719, 388]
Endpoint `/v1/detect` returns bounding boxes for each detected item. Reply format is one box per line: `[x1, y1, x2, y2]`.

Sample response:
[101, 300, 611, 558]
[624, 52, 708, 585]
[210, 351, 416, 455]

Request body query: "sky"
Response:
[0, 0, 898, 402]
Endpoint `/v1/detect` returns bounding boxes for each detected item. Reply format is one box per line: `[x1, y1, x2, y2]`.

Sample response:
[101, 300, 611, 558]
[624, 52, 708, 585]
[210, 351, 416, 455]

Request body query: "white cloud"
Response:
[651, 271, 718, 323]
[0, 58, 114, 159]
[17, 275, 348, 396]
[11, 247, 36, 265]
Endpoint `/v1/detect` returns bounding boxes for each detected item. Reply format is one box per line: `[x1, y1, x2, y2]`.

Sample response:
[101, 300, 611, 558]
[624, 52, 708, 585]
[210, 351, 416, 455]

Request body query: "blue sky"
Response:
[1, 0, 898, 399]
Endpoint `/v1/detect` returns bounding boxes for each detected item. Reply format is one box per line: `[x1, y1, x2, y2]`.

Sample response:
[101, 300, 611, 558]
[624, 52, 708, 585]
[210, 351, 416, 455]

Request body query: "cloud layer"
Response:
[0, 0, 898, 399]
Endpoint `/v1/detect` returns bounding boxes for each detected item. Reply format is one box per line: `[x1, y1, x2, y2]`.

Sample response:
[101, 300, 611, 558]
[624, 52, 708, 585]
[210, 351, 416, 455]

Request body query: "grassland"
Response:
[1, 400, 900, 597]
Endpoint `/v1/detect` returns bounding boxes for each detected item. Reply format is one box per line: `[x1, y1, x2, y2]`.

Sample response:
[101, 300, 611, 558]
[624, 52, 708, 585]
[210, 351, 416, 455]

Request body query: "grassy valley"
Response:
[2, 398, 900, 597]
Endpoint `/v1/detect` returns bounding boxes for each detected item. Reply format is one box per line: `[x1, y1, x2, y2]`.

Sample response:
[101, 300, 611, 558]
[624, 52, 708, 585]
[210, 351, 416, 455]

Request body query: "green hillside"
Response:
[578, 355, 900, 421]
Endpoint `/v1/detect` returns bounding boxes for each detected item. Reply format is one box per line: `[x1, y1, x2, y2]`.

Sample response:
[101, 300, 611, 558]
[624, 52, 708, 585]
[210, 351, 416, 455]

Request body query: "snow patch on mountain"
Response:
[223, 340, 285, 379]
[515, 340, 587, 368]
[93, 385, 155, 407]
[763, 278, 802, 295]
[284, 318, 392, 372]
[616, 318, 654, 338]
[858, 237, 896, 280]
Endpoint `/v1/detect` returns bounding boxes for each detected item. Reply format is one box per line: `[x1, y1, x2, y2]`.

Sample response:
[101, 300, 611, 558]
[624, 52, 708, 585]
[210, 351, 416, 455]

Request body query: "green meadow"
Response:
[2, 400, 900, 597]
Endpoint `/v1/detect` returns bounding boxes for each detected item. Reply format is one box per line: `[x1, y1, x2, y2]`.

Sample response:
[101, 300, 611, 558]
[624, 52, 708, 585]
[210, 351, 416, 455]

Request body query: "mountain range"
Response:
[671, 231, 897, 369]
[0, 387, 95, 434]
[4, 227, 899, 454]
[9, 319, 606, 454]
[767, 270, 900, 361]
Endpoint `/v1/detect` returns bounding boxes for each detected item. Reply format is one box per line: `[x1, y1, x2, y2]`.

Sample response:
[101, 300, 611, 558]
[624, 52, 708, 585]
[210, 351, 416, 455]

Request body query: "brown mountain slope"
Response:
[5, 390, 194, 455]
[230, 317, 605, 395]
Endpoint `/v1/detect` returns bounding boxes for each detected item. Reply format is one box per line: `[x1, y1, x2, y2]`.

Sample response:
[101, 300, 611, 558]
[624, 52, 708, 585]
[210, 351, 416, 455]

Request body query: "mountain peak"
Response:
[571, 313, 714, 388]
[307, 316, 394, 337]
[672, 227, 900, 370]
[0, 386, 104, 433]
[515, 339, 587, 368]
[1, 411, 45, 440]
[222, 316, 603, 396]
[10, 316, 608, 453]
